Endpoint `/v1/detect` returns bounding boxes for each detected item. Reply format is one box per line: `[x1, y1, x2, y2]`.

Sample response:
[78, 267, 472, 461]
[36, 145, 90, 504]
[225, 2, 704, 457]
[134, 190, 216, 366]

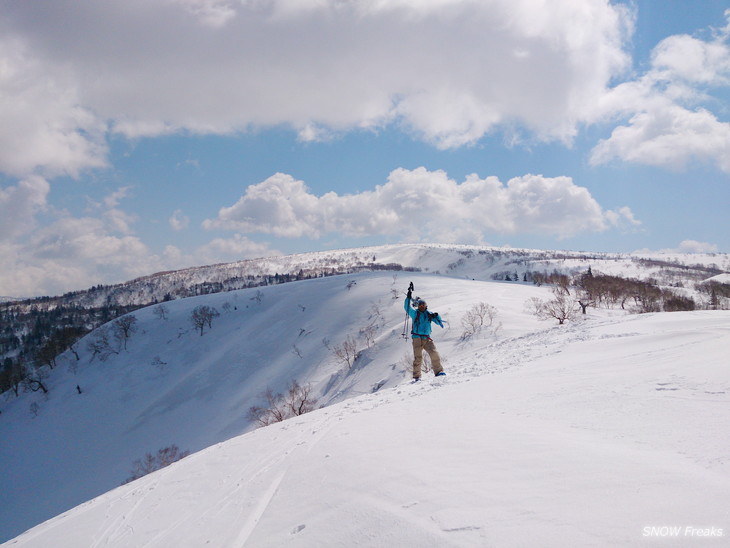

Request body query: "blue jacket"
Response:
[404, 297, 444, 338]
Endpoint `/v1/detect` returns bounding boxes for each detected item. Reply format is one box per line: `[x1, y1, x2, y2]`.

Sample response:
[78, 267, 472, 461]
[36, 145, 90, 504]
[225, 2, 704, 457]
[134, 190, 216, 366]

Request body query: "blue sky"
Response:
[1, 0, 729, 297]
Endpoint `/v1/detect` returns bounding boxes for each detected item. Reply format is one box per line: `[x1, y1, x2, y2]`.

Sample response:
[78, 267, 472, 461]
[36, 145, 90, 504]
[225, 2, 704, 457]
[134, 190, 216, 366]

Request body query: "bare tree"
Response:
[86, 326, 120, 361]
[460, 302, 499, 340]
[247, 381, 318, 427]
[286, 381, 317, 417]
[153, 304, 169, 321]
[58, 326, 86, 361]
[112, 315, 138, 350]
[359, 324, 378, 348]
[524, 297, 544, 316]
[190, 305, 220, 336]
[533, 288, 580, 325]
[332, 335, 359, 368]
[122, 445, 190, 485]
[247, 388, 288, 426]
[21, 363, 49, 394]
[35, 338, 60, 369]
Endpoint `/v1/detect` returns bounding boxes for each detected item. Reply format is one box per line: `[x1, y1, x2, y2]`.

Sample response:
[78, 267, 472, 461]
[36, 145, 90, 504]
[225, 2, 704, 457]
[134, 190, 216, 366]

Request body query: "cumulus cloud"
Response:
[0, 0, 632, 178]
[3, 0, 729, 177]
[0, 214, 280, 296]
[0, 35, 108, 178]
[591, 104, 730, 172]
[0, 216, 156, 297]
[676, 239, 720, 254]
[0, 175, 49, 239]
[169, 209, 190, 231]
[635, 240, 720, 255]
[197, 234, 281, 263]
[204, 168, 635, 241]
[591, 11, 730, 173]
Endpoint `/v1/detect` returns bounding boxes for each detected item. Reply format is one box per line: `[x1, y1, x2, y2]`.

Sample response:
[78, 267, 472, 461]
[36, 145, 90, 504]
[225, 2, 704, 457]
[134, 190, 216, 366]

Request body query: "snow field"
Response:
[2, 272, 729, 546]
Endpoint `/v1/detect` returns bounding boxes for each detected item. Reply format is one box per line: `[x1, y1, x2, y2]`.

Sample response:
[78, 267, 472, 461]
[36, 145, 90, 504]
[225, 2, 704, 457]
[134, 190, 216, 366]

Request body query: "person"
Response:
[405, 286, 446, 380]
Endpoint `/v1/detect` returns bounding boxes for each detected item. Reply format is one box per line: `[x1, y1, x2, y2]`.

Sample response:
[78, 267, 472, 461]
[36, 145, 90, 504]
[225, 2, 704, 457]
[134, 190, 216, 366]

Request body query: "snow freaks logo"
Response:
[643, 526, 724, 538]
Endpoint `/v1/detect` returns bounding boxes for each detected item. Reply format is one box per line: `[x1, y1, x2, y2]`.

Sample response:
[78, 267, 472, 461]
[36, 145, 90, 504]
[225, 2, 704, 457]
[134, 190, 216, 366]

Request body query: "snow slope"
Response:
[1, 271, 547, 541]
[2, 262, 729, 546]
[5, 308, 729, 547]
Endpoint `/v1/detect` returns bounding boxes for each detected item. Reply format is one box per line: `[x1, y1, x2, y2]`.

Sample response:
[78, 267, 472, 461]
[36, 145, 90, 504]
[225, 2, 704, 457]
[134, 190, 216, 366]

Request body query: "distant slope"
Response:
[7, 309, 730, 547]
[7, 243, 729, 309]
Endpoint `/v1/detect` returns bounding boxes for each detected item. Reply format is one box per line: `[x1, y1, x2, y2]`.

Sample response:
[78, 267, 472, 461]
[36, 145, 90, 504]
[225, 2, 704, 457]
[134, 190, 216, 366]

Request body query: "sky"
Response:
[1, 0, 729, 297]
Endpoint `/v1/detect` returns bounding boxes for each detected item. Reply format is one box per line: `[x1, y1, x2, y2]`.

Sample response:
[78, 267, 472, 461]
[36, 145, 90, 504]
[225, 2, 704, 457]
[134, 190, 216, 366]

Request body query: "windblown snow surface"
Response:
[2, 272, 729, 547]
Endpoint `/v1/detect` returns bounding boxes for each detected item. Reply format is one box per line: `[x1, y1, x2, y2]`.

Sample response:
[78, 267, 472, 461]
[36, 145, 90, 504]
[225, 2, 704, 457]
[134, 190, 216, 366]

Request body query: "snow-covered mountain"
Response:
[8, 243, 729, 309]
[1, 245, 729, 546]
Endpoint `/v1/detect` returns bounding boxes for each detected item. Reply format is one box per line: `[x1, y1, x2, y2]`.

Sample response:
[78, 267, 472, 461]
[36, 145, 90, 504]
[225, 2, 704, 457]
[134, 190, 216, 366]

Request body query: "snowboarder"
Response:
[405, 285, 446, 381]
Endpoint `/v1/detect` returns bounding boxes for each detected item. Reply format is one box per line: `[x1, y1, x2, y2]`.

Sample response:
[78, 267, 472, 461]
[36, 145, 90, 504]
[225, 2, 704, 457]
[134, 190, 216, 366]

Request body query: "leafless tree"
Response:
[87, 326, 120, 361]
[122, 445, 190, 484]
[190, 305, 220, 336]
[333, 335, 359, 368]
[286, 381, 317, 417]
[460, 302, 499, 340]
[533, 288, 580, 325]
[153, 304, 169, 321]
[35, 339, 60, 369]
[21, 363, 49, 394]
[247, 381, 318, 428]
[112, 315, 138, 350]
[524, 296, 544, 316]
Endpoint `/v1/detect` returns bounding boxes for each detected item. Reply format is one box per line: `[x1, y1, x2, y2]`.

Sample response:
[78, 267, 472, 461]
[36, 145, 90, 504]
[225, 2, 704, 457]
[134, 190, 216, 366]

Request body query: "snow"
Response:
[2, 259, 730, 546]
[704, 273, 730, 284]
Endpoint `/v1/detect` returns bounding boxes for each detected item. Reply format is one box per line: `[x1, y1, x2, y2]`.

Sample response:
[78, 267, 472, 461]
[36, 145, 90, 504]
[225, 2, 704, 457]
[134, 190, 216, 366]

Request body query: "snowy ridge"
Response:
[9, 243, 729, 309]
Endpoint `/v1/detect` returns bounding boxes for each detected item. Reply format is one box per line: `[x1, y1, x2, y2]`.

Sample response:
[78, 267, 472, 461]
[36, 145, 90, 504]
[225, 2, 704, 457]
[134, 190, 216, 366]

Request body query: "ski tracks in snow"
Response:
[231, 417, 336, 547]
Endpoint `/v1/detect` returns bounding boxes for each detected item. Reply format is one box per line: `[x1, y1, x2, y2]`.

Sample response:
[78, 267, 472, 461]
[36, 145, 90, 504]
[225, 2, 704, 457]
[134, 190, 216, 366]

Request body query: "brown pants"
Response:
[412, 337, 443, 378]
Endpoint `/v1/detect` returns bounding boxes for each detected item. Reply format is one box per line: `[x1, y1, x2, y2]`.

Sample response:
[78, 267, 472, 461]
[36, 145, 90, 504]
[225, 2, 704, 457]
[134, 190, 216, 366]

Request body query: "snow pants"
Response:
[411, 336, 443, 378]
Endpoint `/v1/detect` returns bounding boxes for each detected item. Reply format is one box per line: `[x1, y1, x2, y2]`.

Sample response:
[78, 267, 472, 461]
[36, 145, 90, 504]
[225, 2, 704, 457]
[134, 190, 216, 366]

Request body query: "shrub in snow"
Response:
[460, 302, 500, 340]
[332, 335, 359, 368]
[531, 288, 580, 325]
[247, 381, 318, 428]
[122, 445, 190, 485]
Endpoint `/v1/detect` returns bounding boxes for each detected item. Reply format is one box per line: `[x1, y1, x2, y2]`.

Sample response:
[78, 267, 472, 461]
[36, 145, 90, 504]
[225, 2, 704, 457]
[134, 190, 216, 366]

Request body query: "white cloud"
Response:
[651, 33, 730, 85]
[0, 0, 632, 176]
[197, 234, 281, 263]
[590, 11, 730, 173]
[635, 240, 720, 255]
[175, 0, 238, 28]
[0, 215, 159, 296]
[170, 209, 190, 231]
[0, 207, 281, 297]
[0, 36, 108, 178]
[204, 168, 633, 241]
[591, 104, 730, 172]
[103, 186, 133, 208]
[604, 206, 642, 231]
[0, 176, 49, 239]
[676, 239, 719, 254]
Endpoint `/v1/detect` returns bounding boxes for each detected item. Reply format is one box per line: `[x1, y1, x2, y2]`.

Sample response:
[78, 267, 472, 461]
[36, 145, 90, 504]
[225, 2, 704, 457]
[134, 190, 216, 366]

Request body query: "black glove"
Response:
[406, 289, 412, 299]
[407, 282, 413, 299]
